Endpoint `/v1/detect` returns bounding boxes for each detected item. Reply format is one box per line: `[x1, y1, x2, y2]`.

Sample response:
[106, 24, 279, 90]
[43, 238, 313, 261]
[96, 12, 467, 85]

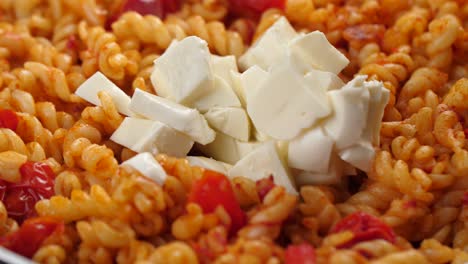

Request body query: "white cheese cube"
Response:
[151, 36, 214, 104]
[254, 128, 272, 142]
[338, 140, 375, 172]
[204, 107, 250, 142]
[288, 126, 334, 173]
[230, 66, 270, 108]
[211, 55, 238, 88]
[130, 89, 215, 145]
[111, 117, 194, 157]
[362, 81, 389, 146]
[228, 141, 297, 195]
[75, 72, 134, 116]
[247, 64, 331, 140]
[187, 156, 232, 175]
[304, 69, 344, 93]
[241, 65, 269, 105]
[229, 71, 246, 107]
[192, 76, 241, 112]
[239, 17, 298, 71]
[122, 152, 167, 185]
[293, 153, 345, 186]
[289, 31, 349, 74]
[198, 132, 259, 164]
[323, 78, 370, 149]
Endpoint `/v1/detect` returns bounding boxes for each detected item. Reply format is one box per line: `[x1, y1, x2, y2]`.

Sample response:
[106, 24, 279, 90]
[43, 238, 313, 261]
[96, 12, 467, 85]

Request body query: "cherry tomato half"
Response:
[188, 170, 246, 235]
[0, 216, 64, 258]
[1, 162, 55, 223]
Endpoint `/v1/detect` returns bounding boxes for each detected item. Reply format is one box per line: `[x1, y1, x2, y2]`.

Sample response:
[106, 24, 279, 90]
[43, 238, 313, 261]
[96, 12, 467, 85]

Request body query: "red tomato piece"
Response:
[0, 109, 19, 131]
[256, 176, 275, 201]
[284, 243, 316, 264]
[18, 161, 55, 198]
[229, 0, 285, 17]
[1, 162, 55, 223]
[0, 216, 64, 258]
[3, 187, 38, 223]
[188, 170, 246, 235]
[331, 212, 396, 248]
[0, 180, 6, 201]
[163, 0, 180, 13]
[106, 0, 180, 29]
[462, 191, 468, 206]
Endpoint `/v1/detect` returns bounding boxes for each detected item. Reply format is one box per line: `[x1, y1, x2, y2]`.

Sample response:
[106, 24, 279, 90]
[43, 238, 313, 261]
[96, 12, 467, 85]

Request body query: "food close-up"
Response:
[0, 0, 467, 263]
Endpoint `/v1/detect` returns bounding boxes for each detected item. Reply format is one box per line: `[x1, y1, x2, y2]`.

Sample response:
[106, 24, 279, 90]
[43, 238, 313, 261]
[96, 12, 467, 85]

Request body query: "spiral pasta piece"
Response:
[35, 185, 119, 223]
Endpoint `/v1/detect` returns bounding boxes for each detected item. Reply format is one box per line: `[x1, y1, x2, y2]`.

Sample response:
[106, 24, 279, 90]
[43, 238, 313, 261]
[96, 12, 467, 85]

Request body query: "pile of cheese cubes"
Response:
[75, 17, 389, 194]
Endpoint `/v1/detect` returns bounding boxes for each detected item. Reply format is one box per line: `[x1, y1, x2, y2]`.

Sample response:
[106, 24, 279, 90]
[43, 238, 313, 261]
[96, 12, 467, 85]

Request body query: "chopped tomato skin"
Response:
[284, 243, 316, 264]
[462, 192, 468, 206]
[0, 216, 64, 258]
[188, 170, 247, 235]
[106, 0, 180, 29]
[0, 109, 19, 131]
[256, 176, 275, 201]
[331, 212, 396, 248]
[1, 162, 55, 223]
[229, 0, 286, 17]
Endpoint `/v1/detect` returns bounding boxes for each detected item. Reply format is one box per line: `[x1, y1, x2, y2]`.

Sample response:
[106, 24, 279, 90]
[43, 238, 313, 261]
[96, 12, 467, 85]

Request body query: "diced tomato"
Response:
[0, 216, 64, 258]
[256, 176, 275, 201]
[331, 212, 396, 248]
[462, 192, 468, 206]
[1, 162, 55, 223]
[188, 170, 246, 235]
[106, 0, 180, 29]
[0, 180, 6, 201]
[0, 109, 19, 131]
[163, 0, 180, 13]
[284, 243, 316, 264]
[229, 0, 285, 17]
[18, 161, 55, 198]
[66, 35, 79, 52]
[3, 187, 38, 222]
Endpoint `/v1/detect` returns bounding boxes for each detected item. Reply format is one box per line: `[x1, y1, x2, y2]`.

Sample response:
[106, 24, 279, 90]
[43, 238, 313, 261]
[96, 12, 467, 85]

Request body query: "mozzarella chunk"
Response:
[288, 126, 334, 173]
[323, 77, 370, 149]
[241, 65, 269, 105]
[192, 76, 241, 112]
[247, 64, 331, 140]
[204, 107, 250, 141]
[293, 153, 345, 186]
[75, 72, 134, 116]
[304, 69, 344, 93]
[239, 17, 297, 71]
[211, 55, 238, 87]
[130, 89, 215, 145]
[362, 81, 389, 146]
[228, 141, 297, 195]
[151, 36, 214, 104]
[187, 156, 232, 175]
[338, 140, 375, 172]
[289, 31, 349, 74]
[198, 132, 259, 164]
[111, 117, 194, 157]
[229, 71, 246, 107]
[122, 153, 167, 185]
[254, 128, 272, 142]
